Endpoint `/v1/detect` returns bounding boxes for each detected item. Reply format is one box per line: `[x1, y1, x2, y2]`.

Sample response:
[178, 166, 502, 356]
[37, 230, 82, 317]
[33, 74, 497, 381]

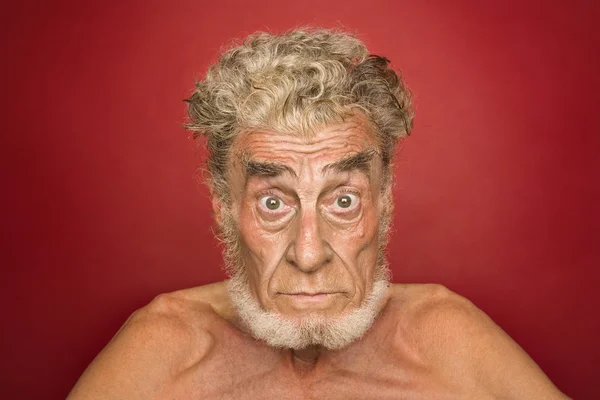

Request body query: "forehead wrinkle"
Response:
[234, 120, 379, 186]
[237, 120, 373, 154]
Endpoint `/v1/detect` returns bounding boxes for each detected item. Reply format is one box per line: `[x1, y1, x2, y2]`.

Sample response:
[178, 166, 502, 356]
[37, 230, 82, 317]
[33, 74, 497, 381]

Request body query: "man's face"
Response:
[225, 116, 385, 322]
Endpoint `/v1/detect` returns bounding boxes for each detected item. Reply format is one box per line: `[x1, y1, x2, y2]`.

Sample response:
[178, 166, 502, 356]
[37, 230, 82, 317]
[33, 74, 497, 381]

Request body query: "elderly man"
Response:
[68, 29, 569, 399]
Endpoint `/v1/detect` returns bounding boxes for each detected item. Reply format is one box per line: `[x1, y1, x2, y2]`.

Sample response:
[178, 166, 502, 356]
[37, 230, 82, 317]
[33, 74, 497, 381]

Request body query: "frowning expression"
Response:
[225, 117, 385, 319]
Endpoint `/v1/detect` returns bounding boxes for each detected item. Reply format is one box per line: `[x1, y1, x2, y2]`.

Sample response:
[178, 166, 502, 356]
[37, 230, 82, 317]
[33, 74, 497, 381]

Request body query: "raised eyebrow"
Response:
[321, 147, 379, 175]
[242, 156, 297, 179]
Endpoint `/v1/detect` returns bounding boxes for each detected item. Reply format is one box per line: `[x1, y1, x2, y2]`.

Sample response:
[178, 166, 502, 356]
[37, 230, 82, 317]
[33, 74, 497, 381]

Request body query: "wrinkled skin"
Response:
[228, 118, 383, 320]
[67, 119, 570, 399]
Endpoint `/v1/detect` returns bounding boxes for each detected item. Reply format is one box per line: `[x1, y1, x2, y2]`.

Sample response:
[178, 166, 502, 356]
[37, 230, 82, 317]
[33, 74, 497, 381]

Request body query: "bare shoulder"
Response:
[387, 283, 487, 345]
[68, 280, 231, 400]
[386, 283, 570, 399]
[385, 284, 487, 367]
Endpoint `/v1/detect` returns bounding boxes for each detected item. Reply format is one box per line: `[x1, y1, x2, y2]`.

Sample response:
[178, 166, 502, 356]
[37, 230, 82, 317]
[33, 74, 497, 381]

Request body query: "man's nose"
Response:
[285, 210, 333, 273]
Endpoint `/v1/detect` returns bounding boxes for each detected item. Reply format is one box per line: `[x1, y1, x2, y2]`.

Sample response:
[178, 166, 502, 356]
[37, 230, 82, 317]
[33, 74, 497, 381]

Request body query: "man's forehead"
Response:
[232, 118, 379, 163]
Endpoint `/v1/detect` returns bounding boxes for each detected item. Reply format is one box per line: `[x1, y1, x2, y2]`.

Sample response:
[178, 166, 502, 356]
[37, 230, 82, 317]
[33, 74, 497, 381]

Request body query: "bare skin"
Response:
[226, 118, 385, 321]
[67, 282, 568, 399]
[68, 118, 570, 399]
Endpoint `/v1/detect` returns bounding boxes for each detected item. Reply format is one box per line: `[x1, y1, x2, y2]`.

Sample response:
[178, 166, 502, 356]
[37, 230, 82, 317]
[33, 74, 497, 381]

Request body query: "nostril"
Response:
[286, 259, 298, 268]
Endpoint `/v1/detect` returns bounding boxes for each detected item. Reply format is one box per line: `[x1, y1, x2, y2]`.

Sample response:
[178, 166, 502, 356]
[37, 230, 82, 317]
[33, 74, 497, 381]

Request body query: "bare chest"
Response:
[164, 330, 474, 400]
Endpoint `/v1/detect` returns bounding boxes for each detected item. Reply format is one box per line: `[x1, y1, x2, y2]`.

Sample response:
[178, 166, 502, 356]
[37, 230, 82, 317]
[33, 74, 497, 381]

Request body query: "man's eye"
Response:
[335, 193, 358, 210]
[260, 195, 283, 211]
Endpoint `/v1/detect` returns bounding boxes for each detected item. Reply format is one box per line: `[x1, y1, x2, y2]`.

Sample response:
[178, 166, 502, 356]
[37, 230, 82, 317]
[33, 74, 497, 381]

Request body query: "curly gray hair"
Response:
[186, 28, 413, 202]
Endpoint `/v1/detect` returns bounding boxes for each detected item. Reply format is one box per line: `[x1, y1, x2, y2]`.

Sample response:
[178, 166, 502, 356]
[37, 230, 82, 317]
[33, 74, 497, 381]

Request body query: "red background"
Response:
[1, 0, 598, 398]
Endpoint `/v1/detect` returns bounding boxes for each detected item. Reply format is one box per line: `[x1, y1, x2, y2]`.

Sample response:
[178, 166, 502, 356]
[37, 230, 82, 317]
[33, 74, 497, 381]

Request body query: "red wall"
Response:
[1, 0, 598, 398]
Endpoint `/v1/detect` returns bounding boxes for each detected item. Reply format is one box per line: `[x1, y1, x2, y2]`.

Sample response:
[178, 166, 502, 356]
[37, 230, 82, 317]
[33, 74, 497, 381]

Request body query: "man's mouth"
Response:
[282, 291, 339, 296]
[279, 292, 342, 307]
[289, 292, 331, 298]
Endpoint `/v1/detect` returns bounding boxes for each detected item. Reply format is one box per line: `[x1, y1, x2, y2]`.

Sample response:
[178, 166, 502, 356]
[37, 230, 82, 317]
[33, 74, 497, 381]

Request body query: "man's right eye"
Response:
[259, 195, 283, 211]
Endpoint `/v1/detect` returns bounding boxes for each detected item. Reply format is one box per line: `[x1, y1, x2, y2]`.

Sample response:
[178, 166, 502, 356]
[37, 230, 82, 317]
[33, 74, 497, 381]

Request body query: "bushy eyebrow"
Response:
[240, 147, 378, 181]
[321, 147, 378, 175]
[242, 155, 298, 179]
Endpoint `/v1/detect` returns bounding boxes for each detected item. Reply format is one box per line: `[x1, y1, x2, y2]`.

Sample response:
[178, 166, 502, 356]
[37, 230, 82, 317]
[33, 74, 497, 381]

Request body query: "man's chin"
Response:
[227, 276, 389, 350]
[269, 309, 344, 327]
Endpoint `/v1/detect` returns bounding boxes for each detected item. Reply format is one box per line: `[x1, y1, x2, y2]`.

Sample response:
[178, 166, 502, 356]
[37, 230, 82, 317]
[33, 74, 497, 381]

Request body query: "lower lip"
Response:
[292, 293, 330, 300]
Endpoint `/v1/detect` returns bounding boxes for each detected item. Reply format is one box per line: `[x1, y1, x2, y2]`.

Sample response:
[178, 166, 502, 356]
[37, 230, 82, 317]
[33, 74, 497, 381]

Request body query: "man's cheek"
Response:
[331, 218, 371, 245]
[332, 221, 379, 260]
[243, 229, 289, 273]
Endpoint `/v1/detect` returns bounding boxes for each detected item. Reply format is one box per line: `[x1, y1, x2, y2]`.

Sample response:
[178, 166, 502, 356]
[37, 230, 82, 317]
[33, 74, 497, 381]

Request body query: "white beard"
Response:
[227, 272, 389, 350]
[219, 201, 392, 350]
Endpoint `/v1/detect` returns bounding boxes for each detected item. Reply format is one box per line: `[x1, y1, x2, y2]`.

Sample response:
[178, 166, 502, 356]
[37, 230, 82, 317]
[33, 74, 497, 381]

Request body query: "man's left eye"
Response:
[334, 193, 359, 210]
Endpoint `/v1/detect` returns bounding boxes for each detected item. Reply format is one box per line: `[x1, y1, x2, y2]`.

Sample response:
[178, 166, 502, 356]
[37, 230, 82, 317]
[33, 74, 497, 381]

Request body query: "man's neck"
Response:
[289, 346, 323, 373]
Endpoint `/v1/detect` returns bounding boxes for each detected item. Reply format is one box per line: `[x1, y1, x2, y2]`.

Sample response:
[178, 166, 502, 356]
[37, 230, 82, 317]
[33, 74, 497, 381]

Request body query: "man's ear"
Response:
[211, 193, 223, 226]
[205, 176, 223, 225]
